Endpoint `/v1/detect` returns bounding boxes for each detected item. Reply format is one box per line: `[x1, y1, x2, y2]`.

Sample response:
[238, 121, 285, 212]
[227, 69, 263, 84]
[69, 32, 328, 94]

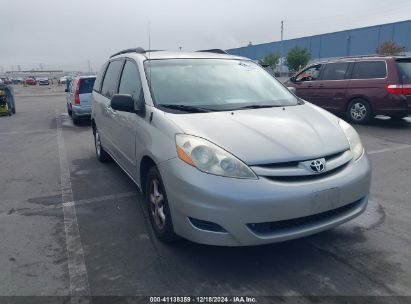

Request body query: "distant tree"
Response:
[259, 52, 280, 71]
[285, 47, 311, 72]
[376, 41, 406, 56]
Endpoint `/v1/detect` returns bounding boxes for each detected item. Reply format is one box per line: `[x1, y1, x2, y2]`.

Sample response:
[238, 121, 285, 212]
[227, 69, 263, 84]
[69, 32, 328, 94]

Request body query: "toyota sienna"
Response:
[91, 48, 371, 246]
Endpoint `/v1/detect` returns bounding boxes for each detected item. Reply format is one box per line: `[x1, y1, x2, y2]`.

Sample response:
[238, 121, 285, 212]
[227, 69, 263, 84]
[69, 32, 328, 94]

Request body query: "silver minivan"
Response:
[66, 75, 96, 124]
[91, 48, 371, 246]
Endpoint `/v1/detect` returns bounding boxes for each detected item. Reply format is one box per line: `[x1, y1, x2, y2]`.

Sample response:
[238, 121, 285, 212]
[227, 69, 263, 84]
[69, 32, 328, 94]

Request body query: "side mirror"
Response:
[290, 76, 296, 82]
[287, 87, 297, 94]
[110, 94, 135, 113]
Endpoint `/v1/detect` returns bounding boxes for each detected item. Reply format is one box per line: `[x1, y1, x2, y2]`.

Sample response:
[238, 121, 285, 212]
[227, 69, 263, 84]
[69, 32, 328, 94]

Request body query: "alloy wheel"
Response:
[95, 131, 101, 157]
[350, 102, 367, 121]
[149, 178, 166, 230]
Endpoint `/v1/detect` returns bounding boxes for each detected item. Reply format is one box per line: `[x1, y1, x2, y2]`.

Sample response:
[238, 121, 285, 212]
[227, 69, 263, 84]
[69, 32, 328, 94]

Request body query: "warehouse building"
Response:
[227, 19, 411, 65]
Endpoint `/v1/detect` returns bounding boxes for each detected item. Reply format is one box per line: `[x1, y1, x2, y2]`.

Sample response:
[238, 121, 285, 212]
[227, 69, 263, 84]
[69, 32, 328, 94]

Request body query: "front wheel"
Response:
[94, 128, 111, 162]
[346, 99, 373, 124]
[145, 166, 178, 243]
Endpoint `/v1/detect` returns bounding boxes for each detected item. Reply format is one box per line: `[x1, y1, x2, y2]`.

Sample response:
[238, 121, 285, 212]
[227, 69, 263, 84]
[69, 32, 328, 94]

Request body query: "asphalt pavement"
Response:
[0, 85, 410, 303]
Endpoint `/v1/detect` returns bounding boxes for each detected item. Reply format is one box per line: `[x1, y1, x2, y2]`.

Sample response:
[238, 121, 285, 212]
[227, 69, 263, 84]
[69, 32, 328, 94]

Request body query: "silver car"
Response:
[66, 75, 96, 124]
[91, 48, 371, 246]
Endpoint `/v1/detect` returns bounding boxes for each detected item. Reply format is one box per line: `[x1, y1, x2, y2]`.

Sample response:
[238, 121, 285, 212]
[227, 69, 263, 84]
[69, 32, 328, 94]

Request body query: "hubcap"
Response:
[95, 132, 101, 156]
[350, 103, 367, 121]
[149, 179, 166, 230]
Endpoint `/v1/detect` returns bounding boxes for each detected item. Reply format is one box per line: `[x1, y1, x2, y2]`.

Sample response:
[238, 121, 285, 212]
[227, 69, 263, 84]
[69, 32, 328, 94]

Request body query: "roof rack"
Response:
[110, 47, 146, 58]
[197, 49, 228, 54]
[110, 48, 165, 58]
[337, 54, 390, 60]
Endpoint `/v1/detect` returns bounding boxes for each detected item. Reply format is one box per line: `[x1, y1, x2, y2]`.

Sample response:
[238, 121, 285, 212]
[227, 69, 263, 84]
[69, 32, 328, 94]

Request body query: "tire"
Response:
[145, 166, 178, 243]
[94, 128, 111, 162]
[67, 104, 72, 116]
[72, 113, 80, 124]
[346, 98, 373, 124]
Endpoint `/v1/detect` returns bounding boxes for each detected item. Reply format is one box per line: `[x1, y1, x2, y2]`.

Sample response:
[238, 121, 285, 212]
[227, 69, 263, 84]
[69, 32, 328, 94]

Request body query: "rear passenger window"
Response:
[101, 60, 124, 98]
[322, 62, 349, 80]
[118, 61, 143, 107]
[351, 61, 386, 79]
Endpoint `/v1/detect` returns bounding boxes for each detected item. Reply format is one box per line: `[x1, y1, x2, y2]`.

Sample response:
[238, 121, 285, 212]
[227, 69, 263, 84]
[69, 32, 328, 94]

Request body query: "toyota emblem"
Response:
[309, 159, 325, 173]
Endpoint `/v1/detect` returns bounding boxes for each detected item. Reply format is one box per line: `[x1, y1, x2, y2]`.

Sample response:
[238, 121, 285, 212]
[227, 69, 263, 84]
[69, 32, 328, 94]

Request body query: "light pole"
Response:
[280, 20, 284, 75]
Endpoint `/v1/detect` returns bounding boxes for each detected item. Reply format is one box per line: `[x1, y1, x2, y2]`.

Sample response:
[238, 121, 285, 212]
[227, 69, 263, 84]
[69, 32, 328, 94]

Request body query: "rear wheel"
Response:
[346, 98, 373, 124]
[94, 128, 111, 162]
[145, 166, 178, 243]
[67, 104, 72, 116]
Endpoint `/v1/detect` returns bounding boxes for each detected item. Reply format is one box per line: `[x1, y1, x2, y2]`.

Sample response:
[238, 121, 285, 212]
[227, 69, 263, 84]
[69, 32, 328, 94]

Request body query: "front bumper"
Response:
[158, 154, 371, 246]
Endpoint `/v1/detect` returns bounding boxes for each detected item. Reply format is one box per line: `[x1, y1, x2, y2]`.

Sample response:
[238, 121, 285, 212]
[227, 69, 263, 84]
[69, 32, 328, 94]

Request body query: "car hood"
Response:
[164, 103, 350, 165]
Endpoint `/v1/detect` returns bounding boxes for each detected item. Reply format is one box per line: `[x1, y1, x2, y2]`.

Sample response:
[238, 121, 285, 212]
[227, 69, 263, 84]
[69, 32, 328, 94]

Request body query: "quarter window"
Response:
[351, 61, 386, 79]
[93, 62, 108, 92]
[101, 60, 124, 98]
[118, 61, 143, 108]
[322, 62, 349, 80]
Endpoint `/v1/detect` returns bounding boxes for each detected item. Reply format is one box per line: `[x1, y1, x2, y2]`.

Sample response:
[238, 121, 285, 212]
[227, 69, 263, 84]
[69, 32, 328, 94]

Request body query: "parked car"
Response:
[66, 75, 96, 124]
[285, 56, 411, 123]
[1, 78, 12, 85]
[90, 48, 371, 246]
[24, 78, 36, 85]
[38, 78, 50, 85]
[59, 76, 71, 85]
[12, 78, 23, 85]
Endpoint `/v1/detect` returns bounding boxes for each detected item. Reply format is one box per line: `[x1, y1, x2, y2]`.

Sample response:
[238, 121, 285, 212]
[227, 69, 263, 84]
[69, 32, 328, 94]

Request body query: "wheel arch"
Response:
[91, 118, 96, 135]
[346, 95, 372, 112]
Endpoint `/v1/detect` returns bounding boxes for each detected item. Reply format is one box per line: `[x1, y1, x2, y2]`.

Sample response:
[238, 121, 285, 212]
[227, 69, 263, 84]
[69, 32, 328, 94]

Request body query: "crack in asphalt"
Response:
[0, 191, 138, 218]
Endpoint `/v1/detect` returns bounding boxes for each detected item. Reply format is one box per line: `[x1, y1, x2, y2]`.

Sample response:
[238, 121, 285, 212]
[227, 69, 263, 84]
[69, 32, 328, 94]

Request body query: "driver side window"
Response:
[296, 65, 322, 82]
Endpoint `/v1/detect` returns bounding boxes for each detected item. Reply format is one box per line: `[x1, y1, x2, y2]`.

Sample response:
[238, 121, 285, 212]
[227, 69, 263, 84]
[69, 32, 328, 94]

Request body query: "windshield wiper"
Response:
[158, 104, 213, 113]
[235, 104, 282, 110]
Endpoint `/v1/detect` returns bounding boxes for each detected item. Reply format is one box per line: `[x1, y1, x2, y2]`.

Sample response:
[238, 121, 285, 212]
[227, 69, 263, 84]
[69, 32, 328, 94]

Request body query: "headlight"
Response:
[339, 119, 364, 161]
[175, 134, 257, 179]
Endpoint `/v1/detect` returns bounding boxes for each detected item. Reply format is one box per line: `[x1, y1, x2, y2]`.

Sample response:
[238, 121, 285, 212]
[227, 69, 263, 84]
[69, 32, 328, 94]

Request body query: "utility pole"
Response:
[280, 20, 284, 75]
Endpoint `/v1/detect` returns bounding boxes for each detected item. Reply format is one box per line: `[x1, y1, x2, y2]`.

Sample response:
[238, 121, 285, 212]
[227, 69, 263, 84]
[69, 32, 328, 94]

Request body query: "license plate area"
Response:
[310, 187, 340, 213]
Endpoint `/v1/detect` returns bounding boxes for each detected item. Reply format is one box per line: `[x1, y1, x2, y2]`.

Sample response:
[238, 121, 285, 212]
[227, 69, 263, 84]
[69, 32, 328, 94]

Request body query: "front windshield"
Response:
[144, 59, 298, 111]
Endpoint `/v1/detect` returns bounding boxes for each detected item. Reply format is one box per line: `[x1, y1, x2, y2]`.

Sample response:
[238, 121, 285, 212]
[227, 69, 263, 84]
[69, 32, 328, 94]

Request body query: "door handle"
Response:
[319, 84, 324, 88]
[308, 84, 313, 88]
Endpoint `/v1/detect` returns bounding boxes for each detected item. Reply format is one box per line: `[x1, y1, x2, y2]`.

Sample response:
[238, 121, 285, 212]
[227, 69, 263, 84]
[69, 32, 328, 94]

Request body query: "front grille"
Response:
[247, 199, 362, 236]
[264, 162, 348, 182]
[256, 151, 345, 169]
[189, 217, 227, 233]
